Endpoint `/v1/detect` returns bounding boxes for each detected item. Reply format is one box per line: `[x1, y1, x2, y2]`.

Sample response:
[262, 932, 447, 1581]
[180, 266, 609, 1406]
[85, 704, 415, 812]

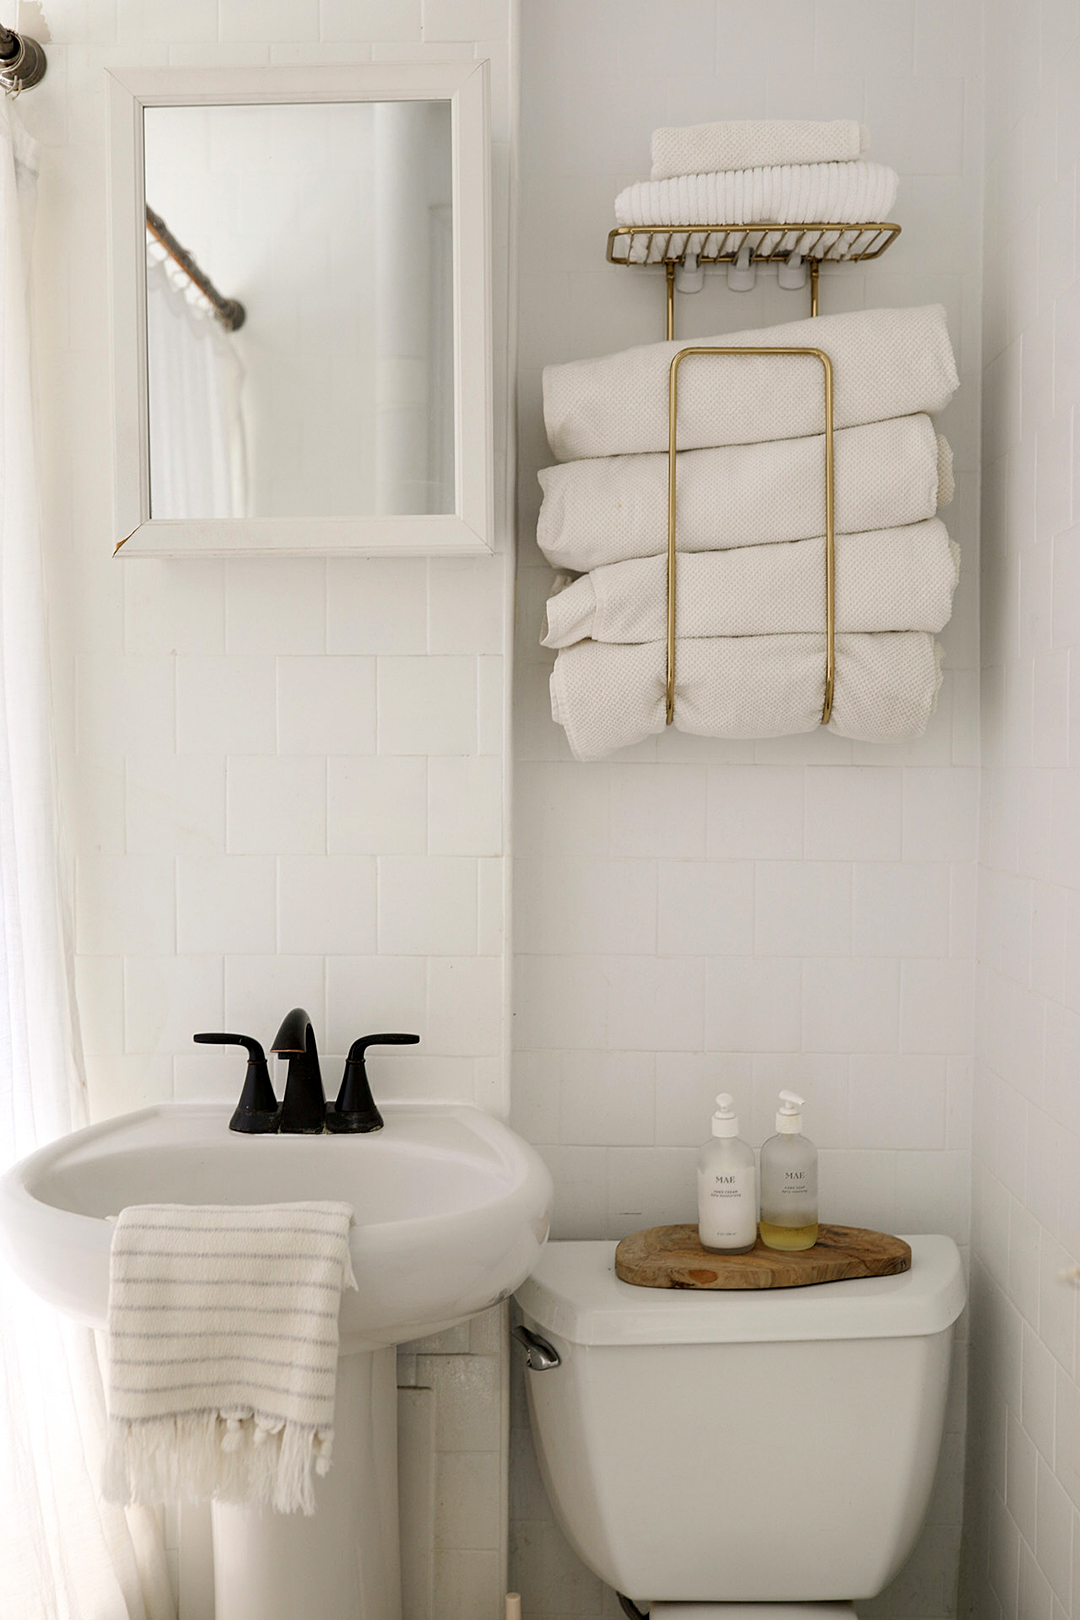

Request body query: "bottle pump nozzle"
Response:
[776, 1090, 805, 1133]
[712, 1093, 739, 1137]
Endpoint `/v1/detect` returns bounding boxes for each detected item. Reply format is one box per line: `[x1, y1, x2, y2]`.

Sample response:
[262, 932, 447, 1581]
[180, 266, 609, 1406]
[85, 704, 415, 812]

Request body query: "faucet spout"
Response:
[271, 1007, 326, 1133]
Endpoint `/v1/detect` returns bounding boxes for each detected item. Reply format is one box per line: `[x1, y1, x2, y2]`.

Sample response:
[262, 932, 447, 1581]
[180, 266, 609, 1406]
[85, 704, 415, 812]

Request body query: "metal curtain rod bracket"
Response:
[0, 23, 46, 93]
[666, 346, 836, 730]
[145, 205, 246, 332]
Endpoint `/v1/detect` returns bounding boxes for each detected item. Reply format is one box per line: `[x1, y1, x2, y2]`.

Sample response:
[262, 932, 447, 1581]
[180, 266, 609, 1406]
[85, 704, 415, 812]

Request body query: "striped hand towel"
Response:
[103, 1201, 357, 1516]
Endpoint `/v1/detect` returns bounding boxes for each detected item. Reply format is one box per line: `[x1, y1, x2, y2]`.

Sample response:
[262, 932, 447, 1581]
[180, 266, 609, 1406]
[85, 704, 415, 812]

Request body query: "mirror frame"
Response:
[107, 62, 493, 558]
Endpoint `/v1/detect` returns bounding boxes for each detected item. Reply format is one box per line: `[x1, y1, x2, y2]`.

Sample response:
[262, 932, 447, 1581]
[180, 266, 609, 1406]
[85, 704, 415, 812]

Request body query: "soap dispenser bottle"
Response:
[759, 1090, 818, 1251]
[697, 1094, 757, 1254]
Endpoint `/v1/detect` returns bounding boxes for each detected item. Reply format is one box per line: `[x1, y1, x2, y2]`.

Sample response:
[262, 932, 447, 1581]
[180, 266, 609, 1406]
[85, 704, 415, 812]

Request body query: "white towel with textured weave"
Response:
[650, 118, 868, 180]
[103, 1202, 357, 1516]
[543, 305, 959, 462]
[543, 521, 959, 647]
[615, 160, 898, 231]
[537, 417, 953, 572]
[550, 634, 943, 761]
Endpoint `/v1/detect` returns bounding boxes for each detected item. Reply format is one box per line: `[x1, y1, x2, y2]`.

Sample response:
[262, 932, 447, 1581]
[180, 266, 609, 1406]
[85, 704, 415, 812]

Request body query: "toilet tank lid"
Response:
[516, 1236, 965, 1346]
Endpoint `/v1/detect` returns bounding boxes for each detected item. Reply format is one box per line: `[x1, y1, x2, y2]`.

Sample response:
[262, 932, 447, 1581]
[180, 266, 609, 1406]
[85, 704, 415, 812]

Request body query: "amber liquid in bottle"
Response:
[758, 1217, 819, 1251]
[758, 1130, 818, 1252]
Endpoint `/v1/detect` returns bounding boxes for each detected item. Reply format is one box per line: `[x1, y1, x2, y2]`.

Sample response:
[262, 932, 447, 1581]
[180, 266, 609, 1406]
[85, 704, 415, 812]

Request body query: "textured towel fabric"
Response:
[543, 306, 959, 462]
[103, 1202, 357, 1516]
[542, 521, 959, 647]
[649, 118, 868, 180]
[537, 418, 953, 572]
[550, 634, 943, 761]
[615, 161, 898, 231]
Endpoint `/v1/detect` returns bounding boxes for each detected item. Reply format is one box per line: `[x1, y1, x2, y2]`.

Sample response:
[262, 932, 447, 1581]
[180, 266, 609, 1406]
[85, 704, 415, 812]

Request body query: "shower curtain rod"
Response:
[145, 205, 247, 332]
[0, 24, 46, 92]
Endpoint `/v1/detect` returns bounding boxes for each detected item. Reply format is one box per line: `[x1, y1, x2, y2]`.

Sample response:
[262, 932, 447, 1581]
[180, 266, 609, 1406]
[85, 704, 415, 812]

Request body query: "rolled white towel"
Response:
[543, 521, 960, 647]
[615, 161, 899, 231]
[650, 118, 868, 180]
[550, 634, 943, 761]
[543, 305, 959, 462]
[537, 417, 953, 573]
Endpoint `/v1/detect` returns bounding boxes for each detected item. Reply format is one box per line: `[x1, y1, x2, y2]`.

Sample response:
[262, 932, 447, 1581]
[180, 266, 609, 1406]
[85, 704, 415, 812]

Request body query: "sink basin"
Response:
[0, 1100, 553, 1352]
[1, 1097, 554, 1620]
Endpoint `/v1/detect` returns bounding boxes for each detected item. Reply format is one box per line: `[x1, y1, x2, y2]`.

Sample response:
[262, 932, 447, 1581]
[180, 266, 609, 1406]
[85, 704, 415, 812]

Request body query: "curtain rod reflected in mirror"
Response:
[145, 205, 246, 331]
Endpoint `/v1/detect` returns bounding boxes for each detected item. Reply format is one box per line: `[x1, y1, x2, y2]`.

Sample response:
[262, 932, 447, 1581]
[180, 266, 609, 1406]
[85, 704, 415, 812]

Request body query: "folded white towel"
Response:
[544, 305, 959, 462]
[537, 418, 953, 573]
[550, 634, 943, 761]
[650, 118, 868, 180]
[615, 161, 899, 232]
[543, 521, 959, 647]
[103, 1202, 357, 1516]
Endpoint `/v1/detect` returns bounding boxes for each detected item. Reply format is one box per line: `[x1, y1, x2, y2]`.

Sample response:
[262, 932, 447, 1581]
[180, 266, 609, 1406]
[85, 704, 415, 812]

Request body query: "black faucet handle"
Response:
[326, 1033, 421, 1135]
[346, 1032, 421, 1061]
[195, 1031, 266, 1062]
[194, 1032, 279, 1135]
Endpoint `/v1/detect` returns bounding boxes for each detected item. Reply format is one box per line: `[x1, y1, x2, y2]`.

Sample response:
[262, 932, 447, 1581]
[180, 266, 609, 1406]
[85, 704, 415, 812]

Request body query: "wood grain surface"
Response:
[614, 1223, 912, 1290]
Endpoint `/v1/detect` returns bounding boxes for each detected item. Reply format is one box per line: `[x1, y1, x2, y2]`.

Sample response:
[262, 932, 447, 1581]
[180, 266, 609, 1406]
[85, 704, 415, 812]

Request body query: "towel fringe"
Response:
[104, 1408, 335, 1516]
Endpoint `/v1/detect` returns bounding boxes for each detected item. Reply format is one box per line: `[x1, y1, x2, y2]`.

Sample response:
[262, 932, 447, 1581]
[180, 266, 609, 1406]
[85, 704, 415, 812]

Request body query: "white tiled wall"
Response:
[962, 2, 1080, 1616]
[20, 0, 515, 1615]
[510, 2, 982, 1615]
[26, 0, 514, 1125]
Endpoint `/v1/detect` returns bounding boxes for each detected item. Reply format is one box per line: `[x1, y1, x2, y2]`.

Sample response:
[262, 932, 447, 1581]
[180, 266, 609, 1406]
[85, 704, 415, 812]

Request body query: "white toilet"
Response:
[515, 1235, 965, 1616]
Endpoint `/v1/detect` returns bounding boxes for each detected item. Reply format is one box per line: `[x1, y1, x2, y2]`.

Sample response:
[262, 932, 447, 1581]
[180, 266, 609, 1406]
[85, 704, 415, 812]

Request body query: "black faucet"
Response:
[271, 1007, 326, 1134]
[197, 1013, 421, 1135]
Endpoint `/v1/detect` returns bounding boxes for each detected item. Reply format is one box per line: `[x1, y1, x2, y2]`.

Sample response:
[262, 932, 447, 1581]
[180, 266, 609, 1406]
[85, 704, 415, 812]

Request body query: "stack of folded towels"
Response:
[616, 117, 899, 257]
[537, 303, 961, 761]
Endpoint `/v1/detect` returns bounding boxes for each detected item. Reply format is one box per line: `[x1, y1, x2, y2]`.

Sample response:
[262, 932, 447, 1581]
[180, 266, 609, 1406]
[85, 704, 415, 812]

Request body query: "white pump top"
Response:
[775, 1089, 805, 1134]
[711, 1093, 740, 1138]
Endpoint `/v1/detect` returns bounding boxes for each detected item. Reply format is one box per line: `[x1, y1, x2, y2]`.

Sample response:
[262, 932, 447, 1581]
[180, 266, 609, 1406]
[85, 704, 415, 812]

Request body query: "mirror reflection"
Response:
[143, 100, 455, 521]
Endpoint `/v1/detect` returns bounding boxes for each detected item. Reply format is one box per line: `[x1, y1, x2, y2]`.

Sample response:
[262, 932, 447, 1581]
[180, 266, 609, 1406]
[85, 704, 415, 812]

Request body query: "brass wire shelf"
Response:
[607, 220, 901, 265]
[606, 221, 901, 333]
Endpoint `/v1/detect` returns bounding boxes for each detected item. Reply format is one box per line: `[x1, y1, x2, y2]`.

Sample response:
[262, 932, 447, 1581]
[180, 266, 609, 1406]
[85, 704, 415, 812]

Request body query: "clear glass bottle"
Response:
[759, 1090, 818, 1251]
[697, 1094, 757, 1254]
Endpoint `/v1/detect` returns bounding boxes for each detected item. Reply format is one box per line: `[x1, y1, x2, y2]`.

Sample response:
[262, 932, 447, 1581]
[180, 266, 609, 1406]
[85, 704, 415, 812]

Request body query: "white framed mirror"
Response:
[107, 62, 493, 557]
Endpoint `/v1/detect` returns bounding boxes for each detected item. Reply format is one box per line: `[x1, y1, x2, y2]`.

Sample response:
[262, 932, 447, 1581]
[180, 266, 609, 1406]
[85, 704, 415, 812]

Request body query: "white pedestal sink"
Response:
[0, 1101, 553, 1620]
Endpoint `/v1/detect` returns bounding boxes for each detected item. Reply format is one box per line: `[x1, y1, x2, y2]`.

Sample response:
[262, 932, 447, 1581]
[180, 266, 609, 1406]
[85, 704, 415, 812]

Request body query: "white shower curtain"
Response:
[0, 104, 174, 1620]
[146, 251, 246, 519]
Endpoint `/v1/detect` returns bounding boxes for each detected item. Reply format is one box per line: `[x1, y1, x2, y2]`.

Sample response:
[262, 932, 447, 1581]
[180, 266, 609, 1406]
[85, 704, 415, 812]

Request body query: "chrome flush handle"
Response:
[511, 1323, 561, 1371]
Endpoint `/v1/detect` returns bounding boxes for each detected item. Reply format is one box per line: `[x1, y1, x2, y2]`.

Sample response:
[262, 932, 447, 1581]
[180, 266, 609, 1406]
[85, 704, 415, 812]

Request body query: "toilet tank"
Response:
[516, 1237, 965, 1606]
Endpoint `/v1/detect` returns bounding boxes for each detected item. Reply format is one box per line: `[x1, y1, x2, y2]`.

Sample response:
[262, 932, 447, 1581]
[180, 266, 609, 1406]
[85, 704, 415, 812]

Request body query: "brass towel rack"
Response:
[666, 347, 836, 728]
[604, 220, 892, 734]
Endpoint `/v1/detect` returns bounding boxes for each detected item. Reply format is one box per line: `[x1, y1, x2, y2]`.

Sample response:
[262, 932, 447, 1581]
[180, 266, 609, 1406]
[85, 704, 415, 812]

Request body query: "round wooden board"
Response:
[614, 1222, 911, 1290]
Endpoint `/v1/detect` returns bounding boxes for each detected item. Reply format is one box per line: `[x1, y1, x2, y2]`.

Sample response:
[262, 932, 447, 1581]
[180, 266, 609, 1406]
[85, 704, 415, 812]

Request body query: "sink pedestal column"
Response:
[211, 1347, 401, 1620]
